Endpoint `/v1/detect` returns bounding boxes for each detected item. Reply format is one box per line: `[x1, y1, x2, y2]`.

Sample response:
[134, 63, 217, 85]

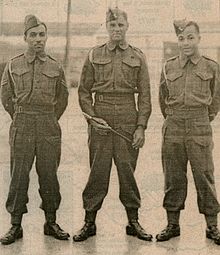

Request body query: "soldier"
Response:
[73, 8, 152, 242]
[0, 15, 69, 245]
[157, 19, 220, 245]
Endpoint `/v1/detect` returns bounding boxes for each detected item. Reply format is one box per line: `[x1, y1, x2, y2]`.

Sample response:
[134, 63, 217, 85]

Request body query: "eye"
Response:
[39, 32, 46, 37]
[178, 36, 184, 41]
[29, 32, 36, 37]
[118, 23, 124, 27]
[110, 23, 116, 28]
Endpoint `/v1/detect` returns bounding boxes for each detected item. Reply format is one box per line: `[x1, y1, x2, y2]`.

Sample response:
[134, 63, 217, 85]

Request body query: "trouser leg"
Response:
[36, 115, 61, 214]
[6, 115, 35, 221]
[113, 133, 140, 220]
[162, 139, 188, 212]
[83, 125, 113, 212]
[187, 138, 220, 218]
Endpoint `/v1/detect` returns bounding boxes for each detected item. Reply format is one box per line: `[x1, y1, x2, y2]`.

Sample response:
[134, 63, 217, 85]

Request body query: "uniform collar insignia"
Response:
[25, 49, 47, 63]
[107, 41, 129, 51]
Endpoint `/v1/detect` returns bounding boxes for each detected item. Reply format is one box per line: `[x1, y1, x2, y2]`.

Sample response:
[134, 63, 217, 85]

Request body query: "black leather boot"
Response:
[126, 220, 153, 241]
[206, 226, 220, 245]
[44, 223, 70, 240]
[156, 224, 180, 241]
[0, 225, 23, 245]
[73, 222, 96, 242]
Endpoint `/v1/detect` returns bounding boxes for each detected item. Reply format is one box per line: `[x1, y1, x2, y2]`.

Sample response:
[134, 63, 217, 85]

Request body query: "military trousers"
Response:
[83, 94, 141, 217]
[162, 108, 220, 216]
[6, 112, 62, 219]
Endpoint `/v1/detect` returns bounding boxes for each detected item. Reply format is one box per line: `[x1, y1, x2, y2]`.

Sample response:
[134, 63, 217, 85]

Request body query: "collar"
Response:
[106, 40, 129, 51]
[24, 49, 47, 63]
[179, 51, 201, 68]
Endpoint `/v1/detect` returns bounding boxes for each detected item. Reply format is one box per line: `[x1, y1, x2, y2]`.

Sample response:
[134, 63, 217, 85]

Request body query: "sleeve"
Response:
[159, 66, 169, 119]
[208, 63, 220, 118]
[78, 54, 95, 117]
[1, 62, 15, 119]
[136, 54, 152, 129]
[55, 66, 69, 120]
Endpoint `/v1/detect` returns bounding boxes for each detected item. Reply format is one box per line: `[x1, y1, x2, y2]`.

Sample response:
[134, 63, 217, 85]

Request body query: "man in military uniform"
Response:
[73, 8, 152, 242]
[0, 15, 69, 245]
[157, 19, 220, 245]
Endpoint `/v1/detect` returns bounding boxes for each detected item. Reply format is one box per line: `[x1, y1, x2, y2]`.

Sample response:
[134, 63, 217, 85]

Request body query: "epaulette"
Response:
[203, 55, 218, 64]
[88, 44, 106, 63]
[166, 55, 179, 62]
[130, 45, 144, 54]
[48, 55, 57, 62]
[10, 53, 24, 61]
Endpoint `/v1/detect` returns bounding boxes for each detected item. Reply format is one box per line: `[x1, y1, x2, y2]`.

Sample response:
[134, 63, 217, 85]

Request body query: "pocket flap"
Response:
[192, 136, 212, 146]
[167, 71, 183, 81]
[93, 58, 112, 65]
[195, 71, 213, 80]
[12, 68, 29, 76]
[122, 57, 140, 67]
[45, 136, 61, 146]
[42, 70, 60, 78]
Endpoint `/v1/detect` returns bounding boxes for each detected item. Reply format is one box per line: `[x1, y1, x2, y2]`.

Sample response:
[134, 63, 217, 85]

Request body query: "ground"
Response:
[1, 89, 220, 255]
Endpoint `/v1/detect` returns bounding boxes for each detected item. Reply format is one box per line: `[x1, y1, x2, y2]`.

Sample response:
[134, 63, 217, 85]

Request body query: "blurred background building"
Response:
[0, 0, 220, 94]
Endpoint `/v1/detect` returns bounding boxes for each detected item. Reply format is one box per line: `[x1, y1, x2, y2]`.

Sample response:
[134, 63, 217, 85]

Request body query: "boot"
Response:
[73, 222, 96, 242]
[206, 226, 220, 245]
[44, 223, 70, 240]
[73, 210, 97, 242]
[126, 220, 152, 241]
[156, 224, 180, 241]
[44, 212, 69, 240]
[0, 225, 23, 245]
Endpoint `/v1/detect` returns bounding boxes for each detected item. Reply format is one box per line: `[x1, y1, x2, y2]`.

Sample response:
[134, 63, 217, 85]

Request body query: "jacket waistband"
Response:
[15, 104, 54, 114]
[165, 107, 208, 118]
[95, 93, 135, 105]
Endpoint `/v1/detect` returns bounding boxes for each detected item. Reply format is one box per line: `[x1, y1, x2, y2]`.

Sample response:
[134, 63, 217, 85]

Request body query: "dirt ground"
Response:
[1, 89, 220, 255]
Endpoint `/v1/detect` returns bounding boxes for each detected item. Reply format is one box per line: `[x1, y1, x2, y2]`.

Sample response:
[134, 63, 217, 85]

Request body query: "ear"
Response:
[24, 35, 27, 42]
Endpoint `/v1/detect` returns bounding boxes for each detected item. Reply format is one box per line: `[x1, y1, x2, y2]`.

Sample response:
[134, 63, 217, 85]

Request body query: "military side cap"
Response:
[173, 19, 190, 35]
[24, 15, 46, 34]
[106, 7, 127, 22]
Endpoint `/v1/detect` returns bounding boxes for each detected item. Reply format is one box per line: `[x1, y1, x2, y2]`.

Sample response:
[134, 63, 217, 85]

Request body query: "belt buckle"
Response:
[99, 95, 103, 102]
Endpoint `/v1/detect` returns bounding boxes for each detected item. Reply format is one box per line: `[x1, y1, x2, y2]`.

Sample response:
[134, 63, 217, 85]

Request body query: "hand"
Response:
[132, 126, 145, 150]
[90, 117, 110, 130]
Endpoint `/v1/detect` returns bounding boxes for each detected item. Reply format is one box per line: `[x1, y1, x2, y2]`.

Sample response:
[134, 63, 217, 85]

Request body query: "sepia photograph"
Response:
[0, 0, 220, 254]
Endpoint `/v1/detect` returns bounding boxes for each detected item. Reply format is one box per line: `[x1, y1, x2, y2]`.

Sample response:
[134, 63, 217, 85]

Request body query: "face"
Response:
[177, 25, 201, 57]
[24, 24, 47, 53]
[106, 15, 129, 42]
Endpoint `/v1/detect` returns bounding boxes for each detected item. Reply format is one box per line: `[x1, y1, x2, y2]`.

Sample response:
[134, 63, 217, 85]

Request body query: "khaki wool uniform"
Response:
[78, 41, 151, 220]
[1, 50, 68, 224]
[159, 53, 220, 224]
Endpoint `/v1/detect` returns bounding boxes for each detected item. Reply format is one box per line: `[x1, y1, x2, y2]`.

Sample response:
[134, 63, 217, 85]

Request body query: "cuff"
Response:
[137, 115, 147, 129]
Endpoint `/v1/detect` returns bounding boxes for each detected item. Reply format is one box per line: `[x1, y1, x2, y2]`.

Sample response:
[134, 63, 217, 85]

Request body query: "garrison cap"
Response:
[173, 19, 189, 35]
[24, 15, 47, 34]
[106, 7, 128, 22]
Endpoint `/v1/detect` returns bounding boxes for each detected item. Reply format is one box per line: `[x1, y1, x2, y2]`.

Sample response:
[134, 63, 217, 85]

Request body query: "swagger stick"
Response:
[82, 112, 132, 143]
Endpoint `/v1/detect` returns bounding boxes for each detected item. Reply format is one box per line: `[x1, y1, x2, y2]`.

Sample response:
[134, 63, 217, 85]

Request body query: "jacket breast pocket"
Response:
[93, 58, 112, 82]
[122, 57, 140, 86]
[12, 68, 31, 92]
[166, 71, 183, 97]
[41, 70, 60, 95]
[193, 71, 213, 95]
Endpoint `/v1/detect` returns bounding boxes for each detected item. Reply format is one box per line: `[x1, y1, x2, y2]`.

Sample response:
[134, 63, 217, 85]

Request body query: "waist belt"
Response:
[15, 105, 54, 114]
[165, 107, 209, 118]
[95, 93, 135, 105]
